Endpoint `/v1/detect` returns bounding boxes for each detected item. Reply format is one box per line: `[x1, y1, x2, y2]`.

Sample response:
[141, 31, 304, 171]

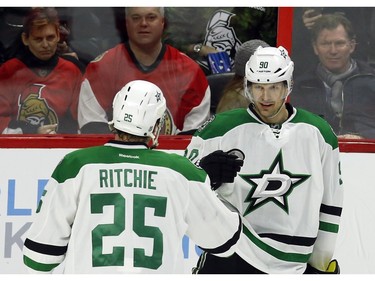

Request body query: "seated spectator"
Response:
[0, 7, 83, 70]
[216, 39, 269, 113]
[78, 7, 210, 135]
[0, 7, 83, 134]
[165, 7, 278, 75]
[292, 7, 372, 77]
[292, 13, 375, 139]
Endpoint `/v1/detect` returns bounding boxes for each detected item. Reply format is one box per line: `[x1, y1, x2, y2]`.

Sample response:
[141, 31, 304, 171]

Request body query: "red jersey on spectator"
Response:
[78, 42, 210, 134]
[0, 55, 83, 134]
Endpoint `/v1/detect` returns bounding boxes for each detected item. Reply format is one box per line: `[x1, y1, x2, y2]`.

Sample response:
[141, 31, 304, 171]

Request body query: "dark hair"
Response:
[23, 7, 60, 36]
[310, 13, 356, 43]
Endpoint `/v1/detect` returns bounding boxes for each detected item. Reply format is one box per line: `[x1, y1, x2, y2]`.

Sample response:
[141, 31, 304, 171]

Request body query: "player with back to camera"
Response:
[185, 46, 343, 274]
[23, 80, 242, 273]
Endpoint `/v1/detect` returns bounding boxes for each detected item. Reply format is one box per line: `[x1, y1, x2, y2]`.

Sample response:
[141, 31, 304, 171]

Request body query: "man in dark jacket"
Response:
[292, 13, 375, 139]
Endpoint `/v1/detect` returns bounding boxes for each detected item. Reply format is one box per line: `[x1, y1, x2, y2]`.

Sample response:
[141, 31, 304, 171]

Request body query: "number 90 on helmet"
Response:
[109, 80, 166, 144]
[244, 46, 294, 101]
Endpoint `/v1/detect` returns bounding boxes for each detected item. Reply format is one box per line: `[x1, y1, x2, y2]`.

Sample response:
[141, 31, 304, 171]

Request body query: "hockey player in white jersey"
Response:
[23, 80, 242, 273]
[185, 46, 343, 274]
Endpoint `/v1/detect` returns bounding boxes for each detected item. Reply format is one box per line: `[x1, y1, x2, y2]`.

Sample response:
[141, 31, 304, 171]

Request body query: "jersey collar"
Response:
[105, 140, 149, 149]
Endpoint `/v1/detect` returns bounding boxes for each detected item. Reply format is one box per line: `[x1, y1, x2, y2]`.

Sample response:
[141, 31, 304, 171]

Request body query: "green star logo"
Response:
[240, 150, 310, 216]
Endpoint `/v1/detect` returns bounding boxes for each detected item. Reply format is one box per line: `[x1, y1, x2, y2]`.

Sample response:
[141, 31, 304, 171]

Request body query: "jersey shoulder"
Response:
[145, 149, 208, 182]
[166, 44, 202, 69]
[292, 107, 338, 149]
[52, 145, 207, 184]
[0, 58, 24, 77]
[88, 43, 125, 65]
[51, 145, 108, 182]
[58, 55, 85, 74]
[195, 108, 257, 139]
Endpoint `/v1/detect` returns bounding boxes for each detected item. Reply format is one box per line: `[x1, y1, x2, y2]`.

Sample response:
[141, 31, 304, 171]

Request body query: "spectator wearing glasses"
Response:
[292, 13, 375, 139]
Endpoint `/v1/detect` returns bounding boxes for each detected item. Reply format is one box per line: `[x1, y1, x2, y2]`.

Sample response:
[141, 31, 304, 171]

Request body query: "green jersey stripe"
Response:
[23, 256, 60, 272]
[243, 225, 311, 263]
[319, 221, 340, 233]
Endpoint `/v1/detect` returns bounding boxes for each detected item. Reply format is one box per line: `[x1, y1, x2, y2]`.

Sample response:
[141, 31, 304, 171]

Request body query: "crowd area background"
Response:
[1, 6, 375, 275]
[1, 7, 375, 139]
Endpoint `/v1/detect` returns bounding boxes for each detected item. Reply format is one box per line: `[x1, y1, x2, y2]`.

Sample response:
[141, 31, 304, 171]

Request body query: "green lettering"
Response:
[134, 169, 142, 188]
[99, 169, 108, 188]
[124, 169, 132, 187]
[114, 169, 122, 187]
[109, 169, 113, 187]
[148, 171, 157, 190]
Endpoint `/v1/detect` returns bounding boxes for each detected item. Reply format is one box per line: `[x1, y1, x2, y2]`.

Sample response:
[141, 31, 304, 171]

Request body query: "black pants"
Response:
[192, 252, 266, 274]
[193, 252, 336, 274]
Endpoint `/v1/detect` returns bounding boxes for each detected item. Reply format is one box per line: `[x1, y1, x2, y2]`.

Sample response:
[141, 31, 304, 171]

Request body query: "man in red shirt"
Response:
[78, 7, 210, 135]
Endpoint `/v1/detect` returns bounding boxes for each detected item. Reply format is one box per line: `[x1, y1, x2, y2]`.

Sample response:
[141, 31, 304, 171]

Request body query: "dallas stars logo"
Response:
[240, 150, 310, 216]
[279, 48, 287, 59]
[155, 91, 161, 102]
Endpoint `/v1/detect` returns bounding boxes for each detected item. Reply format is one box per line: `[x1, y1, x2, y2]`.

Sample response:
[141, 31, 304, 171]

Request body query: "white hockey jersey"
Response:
[23, 141, 241, 273]
[185, 105, 343, 273]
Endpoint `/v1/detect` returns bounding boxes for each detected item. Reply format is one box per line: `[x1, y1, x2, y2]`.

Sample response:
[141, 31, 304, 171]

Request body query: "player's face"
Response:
[250, 82, 289, 124]
[313, 24, 355, 74]
[22, 24, 59, 61]
[126, 7, 164, 48]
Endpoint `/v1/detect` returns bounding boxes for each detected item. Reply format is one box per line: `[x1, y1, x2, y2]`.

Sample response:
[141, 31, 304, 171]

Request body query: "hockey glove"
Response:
[199, 150, 244, 190]
[305, 259, 340, 274]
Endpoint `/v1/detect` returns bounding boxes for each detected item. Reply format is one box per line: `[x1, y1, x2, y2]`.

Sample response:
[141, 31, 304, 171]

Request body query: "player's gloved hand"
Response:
[305, 260, 340, 274]
[326, 260, 340, 273]
[199, 150, 244, 190]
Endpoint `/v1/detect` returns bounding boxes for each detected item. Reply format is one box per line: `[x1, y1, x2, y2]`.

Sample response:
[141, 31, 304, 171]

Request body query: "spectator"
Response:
[292, 13, 375, 139]
[0, 7, 83, 68]
[185, 46, 343, 273]
[78, 7, 210, 135]
[215, 39, 269, 113]
[23, 80, 242, 273]
[292, 7, 372, 78]
[0, 7, 83, 134]
[165, 7, 278, 75]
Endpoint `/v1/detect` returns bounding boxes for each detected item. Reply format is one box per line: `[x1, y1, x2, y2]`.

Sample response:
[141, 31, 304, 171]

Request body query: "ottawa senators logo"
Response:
[202, 10, 242, 70]
[17, 84, 58, 128]
[159, 108, 174, 135]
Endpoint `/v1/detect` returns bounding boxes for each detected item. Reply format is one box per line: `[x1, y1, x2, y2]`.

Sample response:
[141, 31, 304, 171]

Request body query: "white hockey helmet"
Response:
[244, 46, 294, 101]
[109, 80, 166, 145]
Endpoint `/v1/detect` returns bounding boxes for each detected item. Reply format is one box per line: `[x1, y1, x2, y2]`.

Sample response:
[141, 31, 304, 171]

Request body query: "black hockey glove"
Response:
[199, 150, 244, 190]
[305, 260, 340, 274]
